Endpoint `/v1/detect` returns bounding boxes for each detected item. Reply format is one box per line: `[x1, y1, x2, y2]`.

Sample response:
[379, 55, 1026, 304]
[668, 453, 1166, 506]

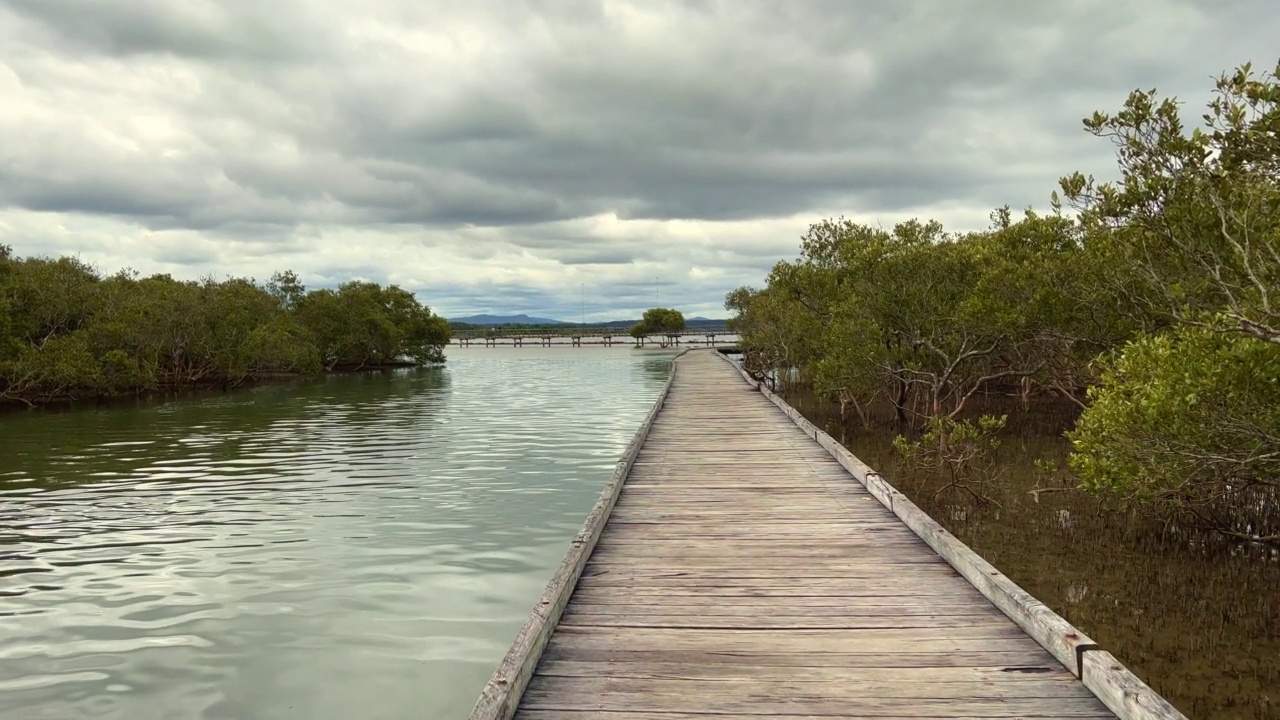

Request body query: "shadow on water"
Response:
[785, 389, 1280, 720]
[0, 367, 451, 492]
[0, 347, 679, 720]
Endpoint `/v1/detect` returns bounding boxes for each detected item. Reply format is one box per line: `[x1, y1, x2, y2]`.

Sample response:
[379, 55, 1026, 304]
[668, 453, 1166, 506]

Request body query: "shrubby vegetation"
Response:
[0, 255, 449, 408]
[629, 308, 687, 344]
[727, 61, 1280, 545]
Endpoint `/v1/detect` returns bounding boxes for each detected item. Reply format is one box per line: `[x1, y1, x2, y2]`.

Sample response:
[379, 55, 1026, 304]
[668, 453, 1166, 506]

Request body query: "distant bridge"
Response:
[450, 324, 735, 348]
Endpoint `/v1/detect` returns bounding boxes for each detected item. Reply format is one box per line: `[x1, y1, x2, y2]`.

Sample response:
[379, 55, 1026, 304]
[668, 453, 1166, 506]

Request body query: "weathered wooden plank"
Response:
[595, 531, 921, 540]
[583, 556, 951, 567]
[533, 661, 1075, 683]
[602, 513, 900, 520]
[564, 601, 1010, 616]
[591, 541, 931, 553]
[601, 518, 912, 526]
[567, 586, 980, 599]
[616, 490, 861, 498]
[633, 444, 827, 450]
[605, 504, 891, 513]
[546, 624, 1034, 645]
[627, 461, 839, 468]
[640, 435, 798, 440]
[574, 573, 973, 588]
[520, 690, 1107, 717]
[610, 499, 888, 506]
[611, 508, 880, 515]
[635, 444, 816, 451]
[514, 702, 1116, 712]
[625, 468, 841, 475]
[613, 501, 865, 507]
[576, 572, 965, 585]
[616, 487, 887, 500]
[622, 476, 856, 483]
[582, 551, 947, 564]
[588, 540, 938, 552]
[584, 554, 948, 566]
[538, 645, 1063, 668]
[594, 534, 918, 543]
[561, 600, 1006, 615]
[524, 675, 1099, 702]
[556, 612, 1015, 630]
[585, 547, 946, 559]
[593, 535, 922, 544]
[601, 519, 901, 530]
[514, 707, 1116, 712]
[615, 498, 875, 506]
[615, 488, 868, 496]
[592, 540, 925, 551]
[619, 482, 866, 489]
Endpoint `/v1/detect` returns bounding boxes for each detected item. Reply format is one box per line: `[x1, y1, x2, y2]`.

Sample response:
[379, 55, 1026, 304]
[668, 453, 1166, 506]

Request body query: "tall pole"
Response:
[655, 276, 659, 305]
[581, 283, 585, 325]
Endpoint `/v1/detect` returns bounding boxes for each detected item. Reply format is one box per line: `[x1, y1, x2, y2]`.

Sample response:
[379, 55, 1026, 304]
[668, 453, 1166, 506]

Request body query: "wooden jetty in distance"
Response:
[449, 325, 734, 348]
[451, 333, 729, 348]
[471, 349, 1185, 720]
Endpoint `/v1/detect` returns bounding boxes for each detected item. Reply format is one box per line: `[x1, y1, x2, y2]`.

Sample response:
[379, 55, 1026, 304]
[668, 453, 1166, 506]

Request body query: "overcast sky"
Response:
[1, 1, 1276, 320]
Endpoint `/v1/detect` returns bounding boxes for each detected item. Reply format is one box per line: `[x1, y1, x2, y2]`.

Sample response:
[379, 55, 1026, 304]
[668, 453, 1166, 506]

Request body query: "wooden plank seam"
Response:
[713, 349, 1187, 720]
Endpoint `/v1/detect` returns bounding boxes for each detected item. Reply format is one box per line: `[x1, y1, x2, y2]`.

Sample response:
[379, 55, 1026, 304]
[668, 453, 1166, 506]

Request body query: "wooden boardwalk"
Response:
[475, 350, 1170, 720]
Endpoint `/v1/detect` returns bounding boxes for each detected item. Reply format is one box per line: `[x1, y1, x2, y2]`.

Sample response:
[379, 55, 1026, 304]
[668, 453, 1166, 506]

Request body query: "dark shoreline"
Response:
[0, 361, 438, 414]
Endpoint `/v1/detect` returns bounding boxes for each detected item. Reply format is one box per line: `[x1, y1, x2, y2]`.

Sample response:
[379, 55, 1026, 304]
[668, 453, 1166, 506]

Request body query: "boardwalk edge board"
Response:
[469, 349, 690, 720]
[715, 350, 1186, 720]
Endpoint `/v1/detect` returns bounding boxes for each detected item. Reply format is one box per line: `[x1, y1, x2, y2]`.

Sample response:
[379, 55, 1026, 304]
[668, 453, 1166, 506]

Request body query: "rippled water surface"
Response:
[0, 346, 677, 720]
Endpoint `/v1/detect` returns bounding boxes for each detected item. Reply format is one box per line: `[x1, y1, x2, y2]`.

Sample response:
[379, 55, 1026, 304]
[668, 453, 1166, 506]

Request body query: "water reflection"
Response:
[0, 346, 676, 720]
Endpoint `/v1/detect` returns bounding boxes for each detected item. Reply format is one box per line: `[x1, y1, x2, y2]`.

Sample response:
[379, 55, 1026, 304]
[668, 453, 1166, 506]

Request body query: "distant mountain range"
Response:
[449, 314, 564, 325]
[449, 313, 726, 327]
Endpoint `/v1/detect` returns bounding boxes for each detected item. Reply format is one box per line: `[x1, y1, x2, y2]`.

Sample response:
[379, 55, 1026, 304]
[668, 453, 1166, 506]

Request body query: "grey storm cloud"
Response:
[1, 0, 1278, 318]
[1, 0, 334, 62]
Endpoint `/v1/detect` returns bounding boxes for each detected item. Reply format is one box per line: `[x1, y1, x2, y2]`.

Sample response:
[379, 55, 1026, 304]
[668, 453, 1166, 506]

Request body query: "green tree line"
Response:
[0, 256, 449, 408]
[726, 61, 1280, 545]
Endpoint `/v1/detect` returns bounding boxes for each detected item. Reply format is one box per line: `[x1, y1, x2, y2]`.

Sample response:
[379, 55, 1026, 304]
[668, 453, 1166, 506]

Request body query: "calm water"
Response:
[0, 346, 678, 720]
